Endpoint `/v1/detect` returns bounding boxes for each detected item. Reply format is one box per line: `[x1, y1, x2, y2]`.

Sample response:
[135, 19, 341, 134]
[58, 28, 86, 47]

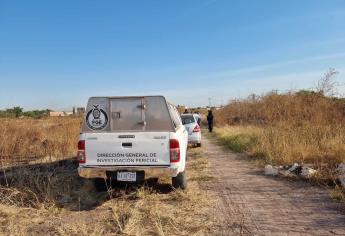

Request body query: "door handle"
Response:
[138, 121, 147, 126]
[122, 142, 132, 148]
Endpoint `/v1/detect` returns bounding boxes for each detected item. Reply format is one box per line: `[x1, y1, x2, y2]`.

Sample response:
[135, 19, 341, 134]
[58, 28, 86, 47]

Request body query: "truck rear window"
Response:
[181, 115, 195, 125]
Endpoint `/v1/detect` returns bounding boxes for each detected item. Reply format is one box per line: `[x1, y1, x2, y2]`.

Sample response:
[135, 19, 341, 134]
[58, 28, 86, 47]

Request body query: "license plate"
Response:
[117, 172, 136, 182]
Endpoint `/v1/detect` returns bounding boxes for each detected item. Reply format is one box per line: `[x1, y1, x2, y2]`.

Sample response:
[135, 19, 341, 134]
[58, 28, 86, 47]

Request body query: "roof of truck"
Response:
[88, 95, 176, 106]
[88, 95, 164, 99]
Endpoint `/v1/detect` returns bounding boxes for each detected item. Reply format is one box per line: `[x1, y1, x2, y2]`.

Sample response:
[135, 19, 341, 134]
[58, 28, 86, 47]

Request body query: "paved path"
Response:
[201, 137, 345, 236]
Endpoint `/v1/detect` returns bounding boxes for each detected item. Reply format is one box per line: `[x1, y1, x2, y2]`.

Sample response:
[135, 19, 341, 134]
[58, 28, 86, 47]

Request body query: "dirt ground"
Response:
[201, 137, 345, 236]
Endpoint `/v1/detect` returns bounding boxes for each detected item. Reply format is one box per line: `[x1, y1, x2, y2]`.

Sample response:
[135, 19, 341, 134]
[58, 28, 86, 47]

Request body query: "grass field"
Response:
[0, 117, 81, 166]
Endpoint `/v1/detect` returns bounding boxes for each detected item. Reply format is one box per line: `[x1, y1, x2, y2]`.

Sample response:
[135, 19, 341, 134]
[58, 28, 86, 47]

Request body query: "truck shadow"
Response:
[0, 158, 174, 212]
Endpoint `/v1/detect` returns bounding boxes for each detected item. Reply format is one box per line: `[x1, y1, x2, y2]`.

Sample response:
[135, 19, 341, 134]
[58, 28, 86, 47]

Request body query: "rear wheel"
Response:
[94, 178, 108, 192]
[172, 171, 187, 189]
[145, 178, 159, 187]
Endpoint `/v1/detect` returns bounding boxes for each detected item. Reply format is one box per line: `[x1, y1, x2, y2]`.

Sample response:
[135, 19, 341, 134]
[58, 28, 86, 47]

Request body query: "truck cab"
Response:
[77, 96, 188, 190]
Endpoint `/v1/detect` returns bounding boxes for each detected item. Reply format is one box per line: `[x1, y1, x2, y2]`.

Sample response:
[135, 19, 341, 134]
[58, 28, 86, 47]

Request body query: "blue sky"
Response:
[1, 0, 345, 110]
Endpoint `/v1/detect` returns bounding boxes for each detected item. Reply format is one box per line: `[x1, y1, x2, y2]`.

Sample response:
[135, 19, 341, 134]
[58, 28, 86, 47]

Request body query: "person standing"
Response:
[207, 110, 214, 132]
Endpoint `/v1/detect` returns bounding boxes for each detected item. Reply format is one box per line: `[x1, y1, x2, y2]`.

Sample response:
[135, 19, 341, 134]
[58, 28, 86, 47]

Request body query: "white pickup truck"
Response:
[77, 96, 188, 190]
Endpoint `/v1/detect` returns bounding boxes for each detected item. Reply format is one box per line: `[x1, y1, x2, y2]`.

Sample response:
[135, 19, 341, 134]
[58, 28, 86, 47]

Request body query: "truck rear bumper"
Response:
[188, 132, 201, 143]
[78, 166, 179, 179]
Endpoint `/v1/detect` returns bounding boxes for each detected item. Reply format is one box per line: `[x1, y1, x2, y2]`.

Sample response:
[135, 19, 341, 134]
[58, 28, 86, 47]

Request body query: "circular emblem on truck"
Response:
[86, 105, 108, 130]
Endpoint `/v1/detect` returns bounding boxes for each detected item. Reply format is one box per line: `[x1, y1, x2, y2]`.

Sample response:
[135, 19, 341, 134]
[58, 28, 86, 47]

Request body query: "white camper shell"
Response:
[78, 96, 188, 190]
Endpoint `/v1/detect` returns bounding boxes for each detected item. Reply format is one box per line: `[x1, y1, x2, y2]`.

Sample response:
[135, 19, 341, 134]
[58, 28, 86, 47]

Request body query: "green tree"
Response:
[6, 106, 23, 118]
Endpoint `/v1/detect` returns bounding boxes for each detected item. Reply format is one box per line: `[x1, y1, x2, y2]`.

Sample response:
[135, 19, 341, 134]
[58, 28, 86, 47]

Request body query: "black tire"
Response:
[172, 171, 187, 190]
[145, 178, 159, 187]
[94, 178, 108, 192]
[196, 142, 201, 147]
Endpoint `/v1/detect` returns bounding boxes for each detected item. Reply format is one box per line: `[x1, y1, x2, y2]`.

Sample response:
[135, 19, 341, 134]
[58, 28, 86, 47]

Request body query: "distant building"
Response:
[49, 111, 73, 117]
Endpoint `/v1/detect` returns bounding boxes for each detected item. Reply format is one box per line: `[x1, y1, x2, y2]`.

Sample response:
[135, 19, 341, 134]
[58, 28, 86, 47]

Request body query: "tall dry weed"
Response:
[252, 123, 345, 166]
[214, 87, 345, 179]
[0, 117, 81, 166]
[216, 92, 345, 126]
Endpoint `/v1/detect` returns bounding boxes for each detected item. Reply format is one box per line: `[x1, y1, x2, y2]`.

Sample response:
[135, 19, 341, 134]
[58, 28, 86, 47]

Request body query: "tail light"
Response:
[77, 140, 86, 164]
[170, 139, 180, 163]
[193, 124, 201, 132]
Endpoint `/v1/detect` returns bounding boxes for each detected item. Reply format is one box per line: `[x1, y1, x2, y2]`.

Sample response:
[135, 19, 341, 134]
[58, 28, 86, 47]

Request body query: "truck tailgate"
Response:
[84, 132, 170, 166]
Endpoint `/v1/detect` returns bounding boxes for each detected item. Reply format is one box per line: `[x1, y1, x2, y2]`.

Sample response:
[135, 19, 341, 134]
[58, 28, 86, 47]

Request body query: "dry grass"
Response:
[212, 125, 345, 167]
[0, 117, 81, 166]
[0, 117, 214, 235]
[252, 124, 345, 166]
[331, 186, 345, 202]
[188, 148, 215, 182]
[213, 87, 345, 184]
[215, 91, 345, 127]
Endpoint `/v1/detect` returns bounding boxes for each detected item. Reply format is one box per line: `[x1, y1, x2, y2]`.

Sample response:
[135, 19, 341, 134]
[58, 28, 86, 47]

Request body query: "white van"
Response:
[77, 96, 188, 190]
